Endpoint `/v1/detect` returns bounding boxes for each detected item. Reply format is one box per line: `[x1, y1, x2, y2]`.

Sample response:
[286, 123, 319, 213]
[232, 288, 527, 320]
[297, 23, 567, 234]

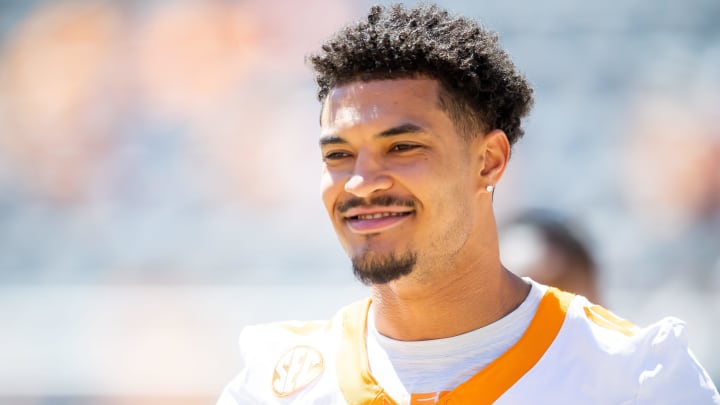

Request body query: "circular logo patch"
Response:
[272, 345, 325, 397]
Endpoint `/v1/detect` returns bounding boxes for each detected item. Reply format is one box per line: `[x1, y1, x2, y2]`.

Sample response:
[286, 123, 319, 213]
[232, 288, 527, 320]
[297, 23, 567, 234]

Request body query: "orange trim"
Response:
[584, 305, 636, 337]
[410, 391, 450, 404]
[337, 298, 397, 405]
[337, 288, 575, 405]
[438, 287, 575, 404]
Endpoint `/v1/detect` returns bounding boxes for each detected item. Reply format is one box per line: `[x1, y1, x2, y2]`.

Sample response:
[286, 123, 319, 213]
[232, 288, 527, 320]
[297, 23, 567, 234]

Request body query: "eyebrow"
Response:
[318, 135, 346, 146]
[379, 123, 425, 137]
[319, 123, 426, 146]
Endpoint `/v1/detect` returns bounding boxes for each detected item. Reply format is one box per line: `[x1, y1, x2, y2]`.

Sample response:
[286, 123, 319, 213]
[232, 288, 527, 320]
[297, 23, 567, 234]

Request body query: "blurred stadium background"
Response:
[0, 0, 718, 403]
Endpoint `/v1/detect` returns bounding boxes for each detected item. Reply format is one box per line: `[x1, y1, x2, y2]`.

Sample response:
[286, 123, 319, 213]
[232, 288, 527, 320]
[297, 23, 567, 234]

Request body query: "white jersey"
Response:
[218, 285, 719, 404]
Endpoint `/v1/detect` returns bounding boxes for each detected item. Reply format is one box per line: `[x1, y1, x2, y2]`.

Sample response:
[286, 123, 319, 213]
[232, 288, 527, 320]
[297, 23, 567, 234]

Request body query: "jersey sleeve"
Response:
[635, 317, 720, 404]
[216, 325, 274, 404]
[216, 317, 342, 404]
[216, 368, 258, 405]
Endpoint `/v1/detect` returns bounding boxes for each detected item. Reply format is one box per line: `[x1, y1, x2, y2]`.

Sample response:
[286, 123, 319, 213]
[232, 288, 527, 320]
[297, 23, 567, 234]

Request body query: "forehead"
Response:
[320, 78, 444, 131]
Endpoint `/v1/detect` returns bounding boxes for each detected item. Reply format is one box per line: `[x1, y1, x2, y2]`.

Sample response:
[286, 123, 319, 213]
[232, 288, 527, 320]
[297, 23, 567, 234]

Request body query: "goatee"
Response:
[352, 251, 417, 285]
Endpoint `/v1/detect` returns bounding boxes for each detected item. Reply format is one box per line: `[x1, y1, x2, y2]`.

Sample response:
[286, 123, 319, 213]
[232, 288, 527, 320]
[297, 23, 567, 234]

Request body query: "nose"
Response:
[344, 152, 392, 197]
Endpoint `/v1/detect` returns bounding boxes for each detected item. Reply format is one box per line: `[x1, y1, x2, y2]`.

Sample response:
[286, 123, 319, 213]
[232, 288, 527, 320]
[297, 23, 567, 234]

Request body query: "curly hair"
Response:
[308, 4, 534, 145]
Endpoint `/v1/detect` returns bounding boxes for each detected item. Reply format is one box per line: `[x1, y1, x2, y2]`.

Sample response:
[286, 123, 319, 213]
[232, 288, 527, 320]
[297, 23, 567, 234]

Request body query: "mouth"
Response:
[343, 208, 415, 234]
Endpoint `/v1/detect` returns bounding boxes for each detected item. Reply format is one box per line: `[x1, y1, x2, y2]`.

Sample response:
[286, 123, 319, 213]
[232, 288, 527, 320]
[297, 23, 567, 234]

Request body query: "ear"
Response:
[475, 129, 510, 191]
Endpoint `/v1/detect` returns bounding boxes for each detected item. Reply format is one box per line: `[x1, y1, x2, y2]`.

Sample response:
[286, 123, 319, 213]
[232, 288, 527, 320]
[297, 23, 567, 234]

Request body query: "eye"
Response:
[323, 151, 352, 162]
[390, 143, 421, 152]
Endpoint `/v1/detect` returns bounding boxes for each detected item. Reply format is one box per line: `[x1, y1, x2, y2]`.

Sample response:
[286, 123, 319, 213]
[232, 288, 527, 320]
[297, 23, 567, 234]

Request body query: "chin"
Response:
[350, 250, 417, 286]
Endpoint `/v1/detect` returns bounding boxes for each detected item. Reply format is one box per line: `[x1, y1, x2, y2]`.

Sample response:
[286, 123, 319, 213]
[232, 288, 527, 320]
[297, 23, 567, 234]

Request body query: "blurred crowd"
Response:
[0, 0, 362, 284]
[1, 0, 718, 287]
[0, 0, 718, 401]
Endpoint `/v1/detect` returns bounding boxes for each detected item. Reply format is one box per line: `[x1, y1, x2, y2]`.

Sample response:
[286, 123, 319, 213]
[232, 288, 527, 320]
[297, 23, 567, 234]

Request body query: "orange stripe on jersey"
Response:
[410, 391, 450, 404]
[584, 305, 636, 336]
[337, 298, 397, 405]
[337, 288, 575, 405]
[438, 287, 574, 404]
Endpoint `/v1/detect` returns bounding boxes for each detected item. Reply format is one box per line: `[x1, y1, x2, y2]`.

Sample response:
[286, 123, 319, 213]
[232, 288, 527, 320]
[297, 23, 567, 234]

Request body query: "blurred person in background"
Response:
[500, 209, 601, 304]
[218, 4, 719, 404]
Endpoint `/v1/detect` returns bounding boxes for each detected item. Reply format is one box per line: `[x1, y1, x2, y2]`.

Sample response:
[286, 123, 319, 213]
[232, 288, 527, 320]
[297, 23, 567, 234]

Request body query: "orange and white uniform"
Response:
[218, 281, 719, 404]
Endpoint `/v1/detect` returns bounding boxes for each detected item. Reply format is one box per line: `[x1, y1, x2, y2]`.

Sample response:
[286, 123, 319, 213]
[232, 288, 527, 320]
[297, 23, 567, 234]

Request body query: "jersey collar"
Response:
[336, 287, 575, 404]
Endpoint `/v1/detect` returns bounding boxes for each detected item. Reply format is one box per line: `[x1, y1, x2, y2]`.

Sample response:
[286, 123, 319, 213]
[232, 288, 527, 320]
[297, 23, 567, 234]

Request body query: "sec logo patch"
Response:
[272, 345, 324, 397]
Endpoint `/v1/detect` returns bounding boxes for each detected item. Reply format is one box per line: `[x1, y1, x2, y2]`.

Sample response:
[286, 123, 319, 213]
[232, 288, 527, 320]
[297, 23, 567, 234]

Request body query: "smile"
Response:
[352, 212, 409, 220]
[343, 209, 414, 234]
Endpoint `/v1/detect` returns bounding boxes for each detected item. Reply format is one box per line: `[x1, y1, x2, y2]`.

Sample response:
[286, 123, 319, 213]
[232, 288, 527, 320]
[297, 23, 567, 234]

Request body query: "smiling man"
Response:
[218, 4, 719, 404]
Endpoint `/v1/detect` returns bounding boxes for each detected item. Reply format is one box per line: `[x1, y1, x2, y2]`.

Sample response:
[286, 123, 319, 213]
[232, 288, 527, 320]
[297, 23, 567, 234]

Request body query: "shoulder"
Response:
[238, 297, 370, 358]
[217, 298, 371, 404]
[561, 293, 692, 360]
[629, 316, 719, 403]
[239, 318, 336, 351]
[559, 293, 691, 368]
[545, 291, 719, 403]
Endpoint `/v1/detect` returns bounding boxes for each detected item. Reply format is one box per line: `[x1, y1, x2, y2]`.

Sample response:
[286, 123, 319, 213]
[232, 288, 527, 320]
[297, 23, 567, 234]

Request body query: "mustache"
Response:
[337, 195, 416, 214]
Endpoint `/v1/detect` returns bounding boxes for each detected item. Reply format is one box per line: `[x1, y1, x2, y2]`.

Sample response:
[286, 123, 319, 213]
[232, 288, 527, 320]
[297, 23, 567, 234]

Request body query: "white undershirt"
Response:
[366, 278, 545, 403]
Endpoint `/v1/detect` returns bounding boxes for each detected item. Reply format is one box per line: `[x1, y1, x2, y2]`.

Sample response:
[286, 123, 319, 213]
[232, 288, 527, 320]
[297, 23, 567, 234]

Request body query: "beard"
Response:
[351, 250, 417, 285]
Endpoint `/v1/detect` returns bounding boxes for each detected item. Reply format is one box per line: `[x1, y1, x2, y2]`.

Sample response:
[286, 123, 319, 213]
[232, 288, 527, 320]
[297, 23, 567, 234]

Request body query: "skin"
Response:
[319, 78, 530, 341]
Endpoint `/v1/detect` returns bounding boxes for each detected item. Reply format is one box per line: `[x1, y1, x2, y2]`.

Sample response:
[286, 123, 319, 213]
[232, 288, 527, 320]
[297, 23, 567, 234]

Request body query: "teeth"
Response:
[356, 212, 406, 220]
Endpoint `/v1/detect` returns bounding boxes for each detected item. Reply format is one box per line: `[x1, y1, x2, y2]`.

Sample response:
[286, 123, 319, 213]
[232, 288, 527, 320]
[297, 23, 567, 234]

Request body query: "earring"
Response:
[485, 184, 494, 193]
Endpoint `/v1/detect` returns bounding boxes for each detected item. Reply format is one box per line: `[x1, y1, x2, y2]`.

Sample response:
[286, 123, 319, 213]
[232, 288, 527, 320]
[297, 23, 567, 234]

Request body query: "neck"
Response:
[370, 263, 530, 341]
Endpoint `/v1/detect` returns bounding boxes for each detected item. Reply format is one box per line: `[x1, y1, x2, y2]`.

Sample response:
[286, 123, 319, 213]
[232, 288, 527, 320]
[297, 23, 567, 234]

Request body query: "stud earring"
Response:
[486, 184, 494, 193]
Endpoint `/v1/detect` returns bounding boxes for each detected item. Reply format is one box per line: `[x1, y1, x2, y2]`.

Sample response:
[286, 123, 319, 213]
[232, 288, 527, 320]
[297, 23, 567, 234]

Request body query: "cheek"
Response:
[320, 169, 344, 214]
[431, 178, 476, 228]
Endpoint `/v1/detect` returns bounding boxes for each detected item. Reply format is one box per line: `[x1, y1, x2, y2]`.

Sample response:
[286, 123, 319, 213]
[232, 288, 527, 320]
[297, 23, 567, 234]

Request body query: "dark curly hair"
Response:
[308, 4, 534, 145]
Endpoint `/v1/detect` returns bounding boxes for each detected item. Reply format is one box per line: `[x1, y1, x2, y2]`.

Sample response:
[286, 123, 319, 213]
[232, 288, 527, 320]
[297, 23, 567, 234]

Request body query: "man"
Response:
[219, 4, 719, 404]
